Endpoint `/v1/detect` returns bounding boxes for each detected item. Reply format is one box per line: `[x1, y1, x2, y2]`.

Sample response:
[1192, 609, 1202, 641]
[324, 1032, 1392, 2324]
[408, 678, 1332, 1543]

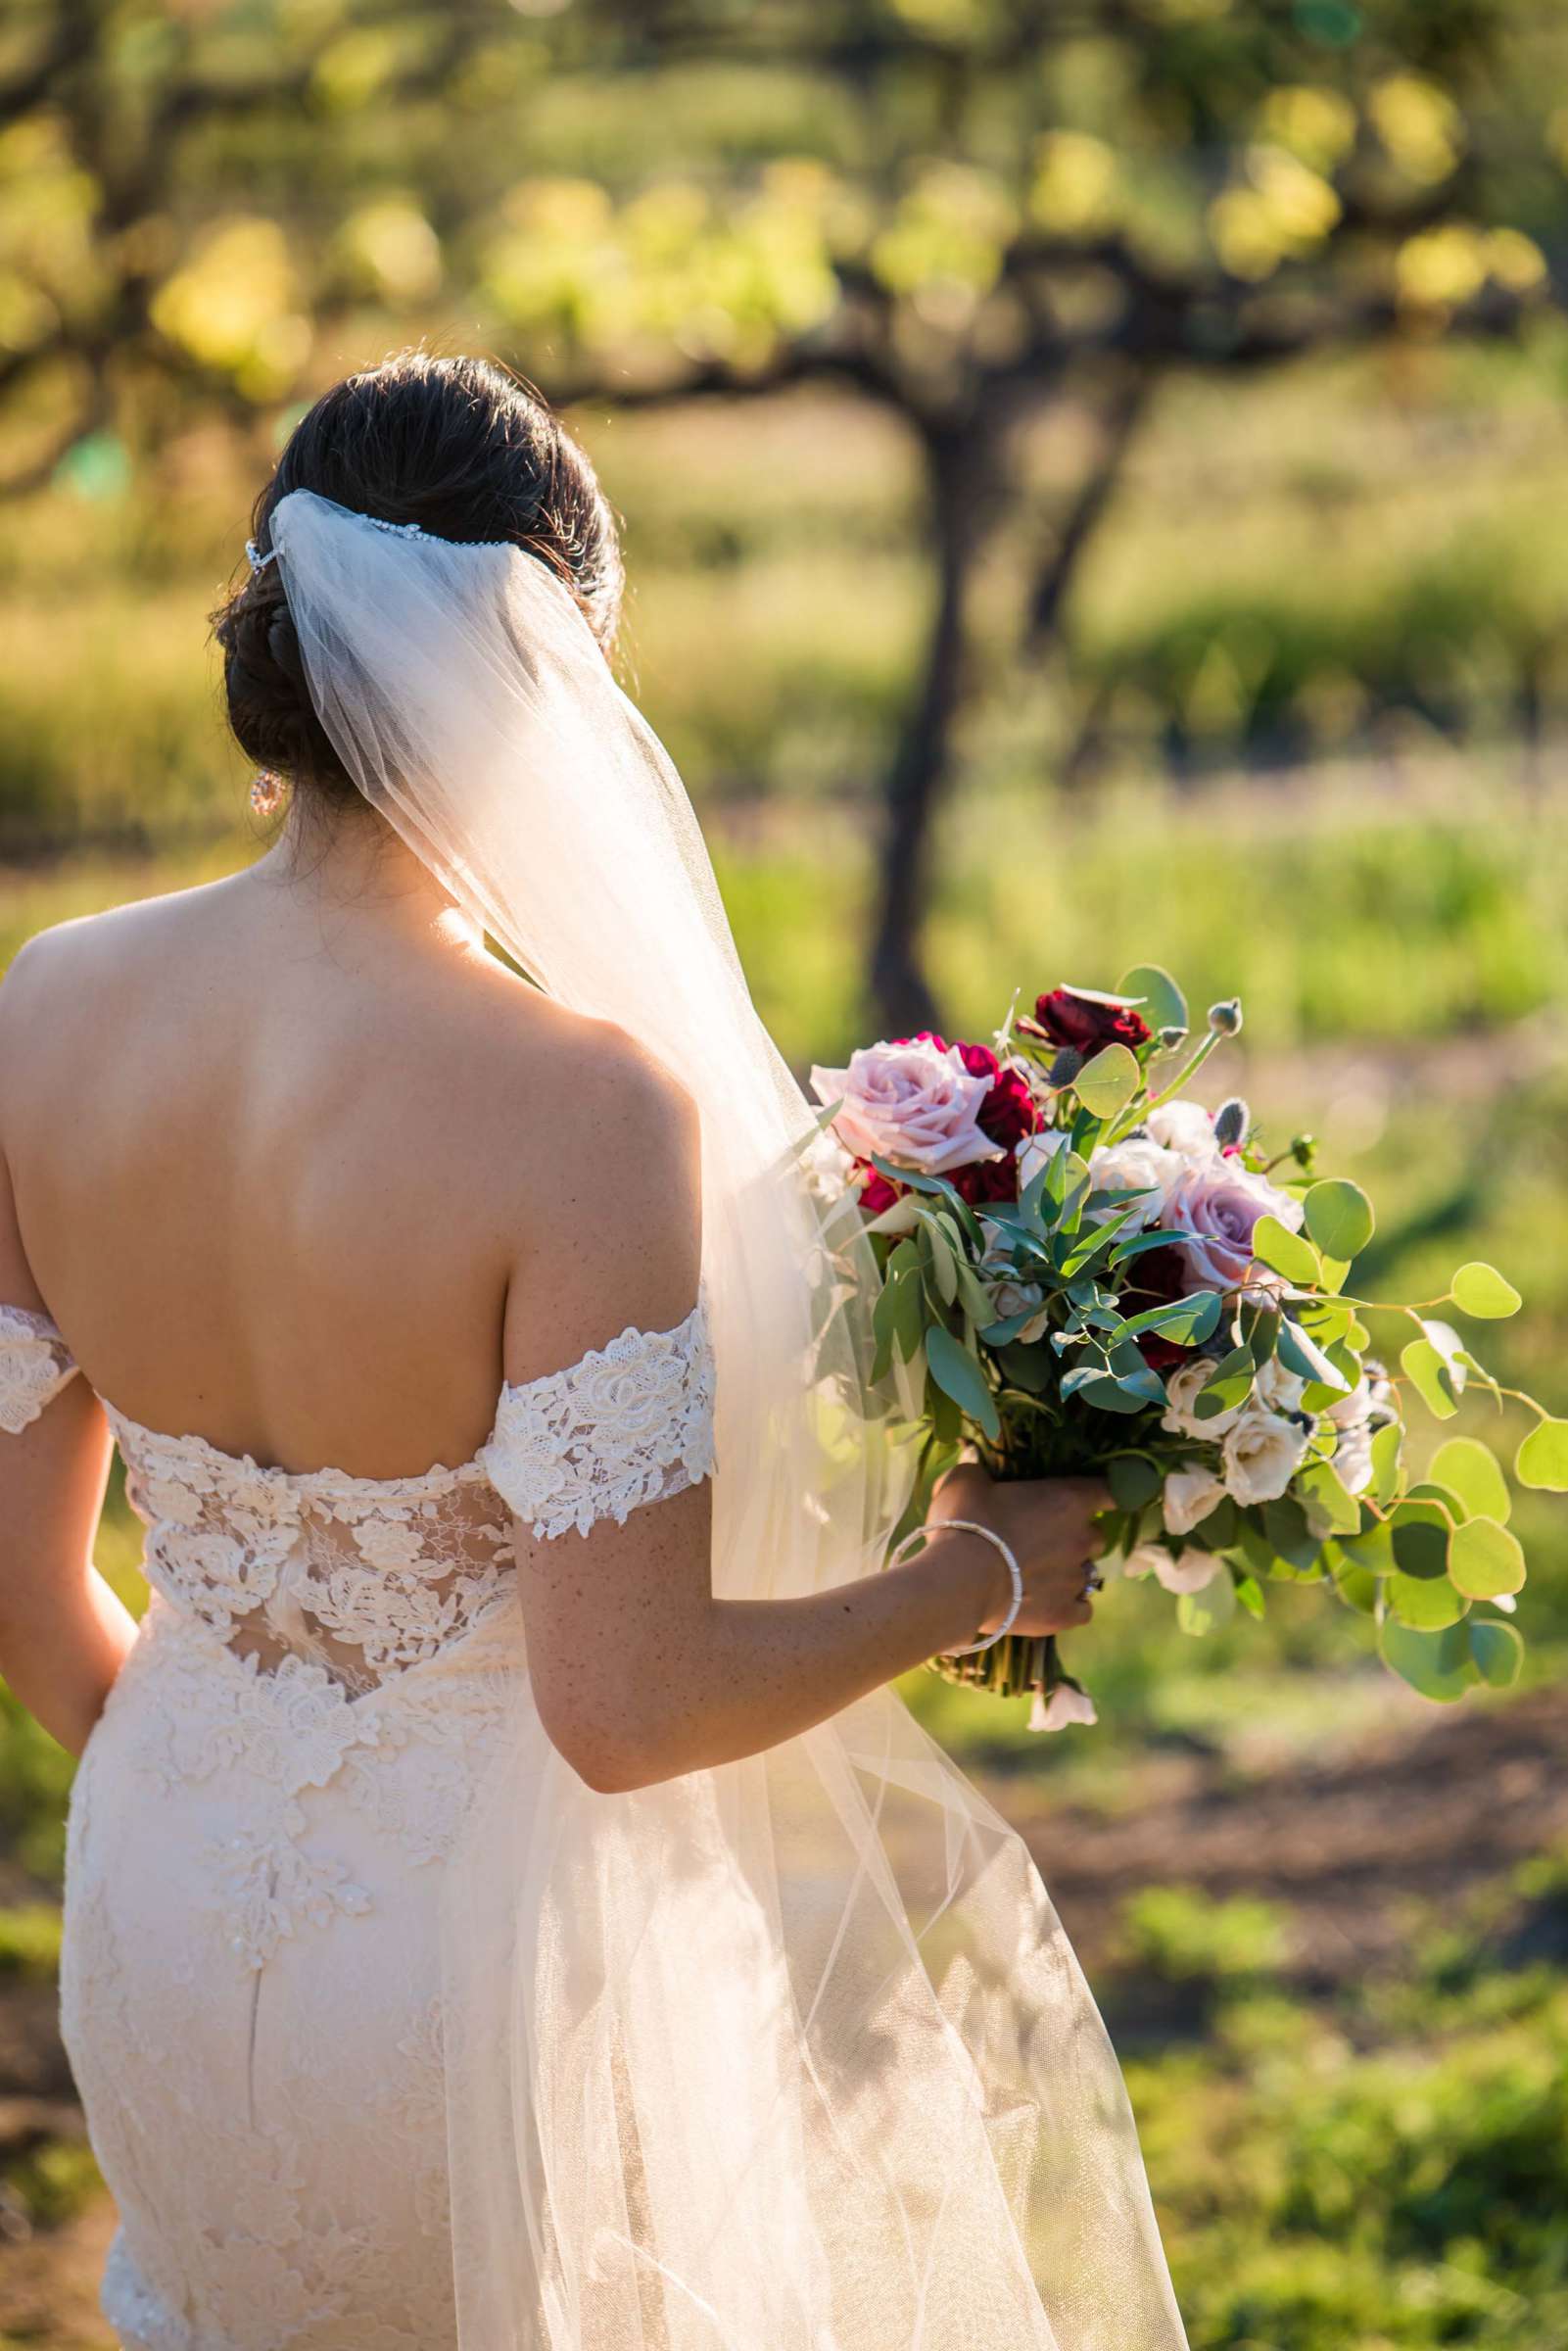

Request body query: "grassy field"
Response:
[2, 360, 1566, 2345]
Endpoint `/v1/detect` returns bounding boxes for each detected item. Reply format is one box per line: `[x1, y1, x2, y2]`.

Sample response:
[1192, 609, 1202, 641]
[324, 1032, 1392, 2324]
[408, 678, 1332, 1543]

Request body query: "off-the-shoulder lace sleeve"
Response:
[479, 1298, 716, 1540]
[0, 1304, 80, 1435]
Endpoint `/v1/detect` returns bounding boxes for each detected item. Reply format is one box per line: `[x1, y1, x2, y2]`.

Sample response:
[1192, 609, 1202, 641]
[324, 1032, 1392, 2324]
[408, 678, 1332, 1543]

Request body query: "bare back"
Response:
[0, 835, 695, 1482]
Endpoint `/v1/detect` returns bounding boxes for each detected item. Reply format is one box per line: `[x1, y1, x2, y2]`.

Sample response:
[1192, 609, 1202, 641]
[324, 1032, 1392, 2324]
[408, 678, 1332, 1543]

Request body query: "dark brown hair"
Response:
[213, 349, 622, 810]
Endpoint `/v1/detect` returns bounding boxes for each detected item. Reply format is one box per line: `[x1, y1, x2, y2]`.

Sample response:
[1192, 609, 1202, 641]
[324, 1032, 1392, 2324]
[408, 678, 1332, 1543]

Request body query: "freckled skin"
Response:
[0, 811, 1104, 1779]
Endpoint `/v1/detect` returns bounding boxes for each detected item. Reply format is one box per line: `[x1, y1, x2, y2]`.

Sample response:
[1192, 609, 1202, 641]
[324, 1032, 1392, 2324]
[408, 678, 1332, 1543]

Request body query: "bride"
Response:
[0, 350, 1187, 2350]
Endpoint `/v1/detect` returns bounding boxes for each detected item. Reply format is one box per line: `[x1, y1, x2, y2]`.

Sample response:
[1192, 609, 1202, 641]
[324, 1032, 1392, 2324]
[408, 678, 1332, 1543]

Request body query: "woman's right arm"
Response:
[521, 1464, 1105, 1795]
[506, 1041, 1106, 1795]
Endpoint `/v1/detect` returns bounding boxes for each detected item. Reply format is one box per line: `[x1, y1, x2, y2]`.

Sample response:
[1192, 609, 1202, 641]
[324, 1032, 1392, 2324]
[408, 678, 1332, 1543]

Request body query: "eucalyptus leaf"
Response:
[1303, 1179, 1375, 1261]
[1118, 1290, 1222, 1346]
[1449, 1516, 1526, 1601]
[1450, 1261, 1522, 1319]
[1261, 1495, 1319, 1571]
[1516, 1417, 1568, 1492]
[1469, 1618, 1524, 1690]
[1296, 1459, 1361, 1538]
[1388, 1571, 1467, 1630]
[1429, 1438, 1511, 1526]
[1369, 1418, 1404, 1506]
[1077, 1376, 1153, 1415]
[1108, 1454, 1164, 1511]
[918, 1222, 957, 1313]
[1240, 1299, 1280, 1366]
[1253, 1215, 1318, 1287]
[1389, 1500, 1450, 1580]
[1329, 1556, 1379, 1617]
[925, 1322, 1000, 1443]
[1402, 1337, 1460, 1420]
[1073, 1043, 1141, 1122]
[1117, 962, 1187, 1034]
[1176, 1567, 1236, 1638]
[1192, 1497, 1239, 1552]
[1196, 1345, 1257, 1419]
[1106, 1337, 1169, 1408]
[1379, 1618, 1475, 1703]
[1275, 1318, 1352, 1395]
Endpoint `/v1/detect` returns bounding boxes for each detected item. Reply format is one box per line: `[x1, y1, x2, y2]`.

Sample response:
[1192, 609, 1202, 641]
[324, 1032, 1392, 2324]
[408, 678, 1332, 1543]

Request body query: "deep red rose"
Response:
[1126, 1244, 1193, 1368]
[953, 1040, 998, 1081]
[1139, 1332, 1188, 1371]
[978, 1067, 1038, 1149]
[891, 1030, 950, 1052]
[855, 1163, 902, 1216]
[950, 1154, 1019, 1206]
[1034, 987, 1151, 1055]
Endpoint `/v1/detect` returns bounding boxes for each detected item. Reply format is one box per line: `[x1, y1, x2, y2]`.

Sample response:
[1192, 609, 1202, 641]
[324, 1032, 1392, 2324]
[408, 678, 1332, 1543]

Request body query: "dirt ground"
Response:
[2, 1684, 1563, 2347]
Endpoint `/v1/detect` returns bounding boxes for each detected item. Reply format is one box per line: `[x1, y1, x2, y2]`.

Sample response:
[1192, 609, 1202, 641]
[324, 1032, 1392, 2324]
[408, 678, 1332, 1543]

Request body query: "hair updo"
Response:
[212, 349, 622, 812]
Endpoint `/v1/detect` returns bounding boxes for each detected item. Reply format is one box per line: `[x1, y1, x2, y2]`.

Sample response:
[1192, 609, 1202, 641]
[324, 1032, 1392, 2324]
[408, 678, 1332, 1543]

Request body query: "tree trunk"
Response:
[868, 424, 984, 1037]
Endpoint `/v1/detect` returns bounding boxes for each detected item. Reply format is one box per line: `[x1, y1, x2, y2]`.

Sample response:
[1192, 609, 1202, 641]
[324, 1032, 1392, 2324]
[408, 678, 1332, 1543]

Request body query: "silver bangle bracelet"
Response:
[889, 1518, 1023, 1655]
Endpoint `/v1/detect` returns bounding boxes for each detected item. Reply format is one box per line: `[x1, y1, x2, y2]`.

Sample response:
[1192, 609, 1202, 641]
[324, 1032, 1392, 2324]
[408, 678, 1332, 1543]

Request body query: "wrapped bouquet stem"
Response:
[810, 969, 1568, 1730]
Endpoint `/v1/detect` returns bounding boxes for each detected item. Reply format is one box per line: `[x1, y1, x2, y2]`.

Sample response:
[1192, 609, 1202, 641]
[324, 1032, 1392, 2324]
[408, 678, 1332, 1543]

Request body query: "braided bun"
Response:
[211, 348, 622, 815]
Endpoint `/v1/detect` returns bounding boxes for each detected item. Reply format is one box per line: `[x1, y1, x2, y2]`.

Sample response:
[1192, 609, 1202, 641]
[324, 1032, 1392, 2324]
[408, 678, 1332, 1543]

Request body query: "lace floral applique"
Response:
[204, 1811, 372, 1970]
[112, 1411, 518, 1695]
[0, 1303, 79, 1434]
[480, 1297, 717, 1540]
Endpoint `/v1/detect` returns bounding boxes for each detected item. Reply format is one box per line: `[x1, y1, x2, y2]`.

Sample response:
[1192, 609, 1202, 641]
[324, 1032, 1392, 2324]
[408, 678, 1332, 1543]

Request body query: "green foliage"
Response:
[1118, 1886, 1293, 1988]
[0, 1899, 64, 1980]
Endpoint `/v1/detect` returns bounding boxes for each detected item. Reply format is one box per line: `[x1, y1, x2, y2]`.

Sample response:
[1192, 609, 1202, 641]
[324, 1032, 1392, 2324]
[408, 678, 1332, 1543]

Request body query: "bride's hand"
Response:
[927, 1460, 1113, 1640]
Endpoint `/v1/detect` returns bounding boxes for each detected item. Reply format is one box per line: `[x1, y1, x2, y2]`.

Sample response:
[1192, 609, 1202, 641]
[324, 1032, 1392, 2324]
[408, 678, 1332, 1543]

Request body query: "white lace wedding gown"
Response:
[0, 1296, 716, 2351]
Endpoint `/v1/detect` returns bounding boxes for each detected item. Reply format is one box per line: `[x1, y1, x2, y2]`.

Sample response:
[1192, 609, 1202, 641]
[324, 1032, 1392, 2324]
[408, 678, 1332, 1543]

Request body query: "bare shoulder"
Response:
[0, 881, 231, 1014]
[476, 982, 704, 1381]
[464, 961, 698, 1155]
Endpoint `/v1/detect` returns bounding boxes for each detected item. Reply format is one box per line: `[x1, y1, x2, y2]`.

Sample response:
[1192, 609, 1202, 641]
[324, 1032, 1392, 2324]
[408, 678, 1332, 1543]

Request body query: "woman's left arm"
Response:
[0, 1136, 136, 1758]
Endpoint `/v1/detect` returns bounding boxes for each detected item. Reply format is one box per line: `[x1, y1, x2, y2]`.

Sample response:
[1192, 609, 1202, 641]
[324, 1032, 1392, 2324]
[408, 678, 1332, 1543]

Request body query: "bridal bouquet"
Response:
[809, 969, 1566, 1729]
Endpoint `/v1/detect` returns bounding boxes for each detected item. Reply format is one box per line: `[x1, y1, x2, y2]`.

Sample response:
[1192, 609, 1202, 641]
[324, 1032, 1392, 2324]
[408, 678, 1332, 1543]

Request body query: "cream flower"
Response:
[1254, 1356, 1307, 1416]
[1221, 1408, 1310, 1506]
[1087, 1135, 1182, 1231]
[1161, 1358, 1246, 1440]
[1016, 1127, 1071, 1190]
[1028, 1682, 1098, 1732]
[1123, 1539, 1221, 1595]
[1146, 1099, 1221, 1164]
[1163, 1463, 1227, 1535]
[986, 1278, 1052, 1343]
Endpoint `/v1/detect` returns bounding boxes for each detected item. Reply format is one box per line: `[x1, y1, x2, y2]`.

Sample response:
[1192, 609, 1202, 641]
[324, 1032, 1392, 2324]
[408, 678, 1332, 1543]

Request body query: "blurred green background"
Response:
[3, 2, 1568, 2344]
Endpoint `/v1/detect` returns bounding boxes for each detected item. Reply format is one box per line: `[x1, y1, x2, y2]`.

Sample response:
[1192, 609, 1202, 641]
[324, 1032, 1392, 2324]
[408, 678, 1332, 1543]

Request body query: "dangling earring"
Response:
[250, 767, 288, 817]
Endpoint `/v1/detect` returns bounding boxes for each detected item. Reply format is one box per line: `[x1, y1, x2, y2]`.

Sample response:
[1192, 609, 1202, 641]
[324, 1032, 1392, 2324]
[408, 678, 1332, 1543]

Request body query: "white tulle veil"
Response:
[263, 485, 1187, 2351]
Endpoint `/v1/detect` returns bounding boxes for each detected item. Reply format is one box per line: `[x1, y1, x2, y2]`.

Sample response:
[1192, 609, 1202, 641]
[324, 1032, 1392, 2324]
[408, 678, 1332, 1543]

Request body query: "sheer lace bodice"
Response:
[1, 1297, 715, 1695]
[2, 1292, 715, 2351]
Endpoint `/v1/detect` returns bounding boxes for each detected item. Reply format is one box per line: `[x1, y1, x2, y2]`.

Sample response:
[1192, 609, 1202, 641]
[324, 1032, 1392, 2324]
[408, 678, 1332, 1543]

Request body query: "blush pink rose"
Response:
[1158, 1163, 1305, 1294]
[809, 1038, 1002, 1176]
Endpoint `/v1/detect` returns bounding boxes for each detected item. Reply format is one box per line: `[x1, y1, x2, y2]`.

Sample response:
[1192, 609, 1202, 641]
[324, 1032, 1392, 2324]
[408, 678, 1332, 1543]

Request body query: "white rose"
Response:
[1221, 1408, 1310, 1506]
[1123, 1539, 1221, 1595]
[1016, 1128, 1070, 1189]
[1254, 1356, 1307, 1416]
[1163, 1464, 1227, 1535]
[1086, 1135, 1182, 1231]
[1146, 1099, 1221, 1164]
[988, 1277, 1052, 1343]
[1028, 1682, 1098, 1732]
[1161, 1358, 1245, 1439]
